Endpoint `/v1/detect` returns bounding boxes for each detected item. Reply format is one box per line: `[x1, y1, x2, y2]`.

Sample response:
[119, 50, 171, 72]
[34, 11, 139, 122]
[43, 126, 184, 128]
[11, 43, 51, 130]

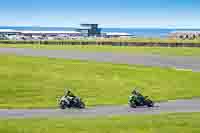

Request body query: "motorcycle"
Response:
[129, 96, 154, 108]
[59, 96, 85, 109]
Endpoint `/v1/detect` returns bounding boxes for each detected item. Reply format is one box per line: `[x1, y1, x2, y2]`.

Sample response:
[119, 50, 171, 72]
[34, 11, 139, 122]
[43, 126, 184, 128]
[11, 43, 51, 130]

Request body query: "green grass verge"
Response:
[1, 37, 200, 43]
[0, 54, 200, 108]
[1, 44, 200, 56]
[0, 113, 200, 133]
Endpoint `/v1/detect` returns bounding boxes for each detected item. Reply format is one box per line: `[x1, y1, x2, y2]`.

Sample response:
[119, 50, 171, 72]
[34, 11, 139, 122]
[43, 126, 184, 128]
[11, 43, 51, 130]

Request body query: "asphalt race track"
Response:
[0, 47, 200, 72]
[0, 99, 200, 118]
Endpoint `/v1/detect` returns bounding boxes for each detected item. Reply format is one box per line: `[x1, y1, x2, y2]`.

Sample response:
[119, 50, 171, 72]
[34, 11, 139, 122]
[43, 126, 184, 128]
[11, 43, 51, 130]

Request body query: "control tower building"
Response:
[76, 24, 101, 37]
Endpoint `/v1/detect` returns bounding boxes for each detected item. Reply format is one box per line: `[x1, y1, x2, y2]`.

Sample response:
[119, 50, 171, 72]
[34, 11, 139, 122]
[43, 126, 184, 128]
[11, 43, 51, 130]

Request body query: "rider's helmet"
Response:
[65, 88, 71, 96]
[132, 88, 139, 95]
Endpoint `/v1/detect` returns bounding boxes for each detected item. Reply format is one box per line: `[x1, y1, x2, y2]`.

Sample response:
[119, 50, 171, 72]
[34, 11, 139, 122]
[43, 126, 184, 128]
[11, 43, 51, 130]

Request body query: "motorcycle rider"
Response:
[64, 89, 76, 105]
[131, 88, 145, 104]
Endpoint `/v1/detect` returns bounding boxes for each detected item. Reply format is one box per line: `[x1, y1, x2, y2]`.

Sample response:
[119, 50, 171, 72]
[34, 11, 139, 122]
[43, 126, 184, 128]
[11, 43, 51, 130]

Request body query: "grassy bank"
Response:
[0, 113, 200, 133]
[1, 44, 200, 56]
[1, 38, 200, 43]
[0, 54, 200, 108]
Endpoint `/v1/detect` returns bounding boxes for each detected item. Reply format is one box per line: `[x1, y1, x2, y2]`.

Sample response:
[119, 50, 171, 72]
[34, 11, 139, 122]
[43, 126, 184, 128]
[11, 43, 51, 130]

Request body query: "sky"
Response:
[0, 0, 200, 28]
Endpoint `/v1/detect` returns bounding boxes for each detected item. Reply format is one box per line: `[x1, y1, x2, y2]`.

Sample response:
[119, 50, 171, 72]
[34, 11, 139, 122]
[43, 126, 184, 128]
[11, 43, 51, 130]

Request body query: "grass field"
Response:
[1, 37, 200, 43]
[0, 113, 200, 133]
[0, 54, 200, 108]
[1, 44, 200, 56]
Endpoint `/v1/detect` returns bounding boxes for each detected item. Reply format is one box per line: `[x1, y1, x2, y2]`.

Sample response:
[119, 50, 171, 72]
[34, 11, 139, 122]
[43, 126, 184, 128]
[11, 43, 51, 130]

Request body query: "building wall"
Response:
[169, 32, 200, 40]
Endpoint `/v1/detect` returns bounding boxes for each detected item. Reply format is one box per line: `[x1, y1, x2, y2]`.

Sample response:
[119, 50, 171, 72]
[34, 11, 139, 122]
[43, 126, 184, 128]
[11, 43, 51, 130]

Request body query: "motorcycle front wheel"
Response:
[145, 99, 154, 107]
[79, 101, 85, 109]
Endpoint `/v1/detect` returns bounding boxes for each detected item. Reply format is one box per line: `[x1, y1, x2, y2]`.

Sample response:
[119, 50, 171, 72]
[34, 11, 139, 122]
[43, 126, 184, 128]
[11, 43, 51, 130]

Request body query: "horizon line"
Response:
[0, 25, 200, 29]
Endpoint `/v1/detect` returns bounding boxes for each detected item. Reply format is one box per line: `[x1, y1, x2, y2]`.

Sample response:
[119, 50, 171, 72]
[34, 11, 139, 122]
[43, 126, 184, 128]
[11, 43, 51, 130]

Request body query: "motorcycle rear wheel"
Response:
[60, 102, 66, 109]
[129, 102, 137, 108]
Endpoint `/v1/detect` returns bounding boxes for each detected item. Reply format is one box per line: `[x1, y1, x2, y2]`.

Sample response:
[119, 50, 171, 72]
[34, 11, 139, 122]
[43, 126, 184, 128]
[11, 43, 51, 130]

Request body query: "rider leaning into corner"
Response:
[64, 89, 76, 103]
[129, 88, 145, 104]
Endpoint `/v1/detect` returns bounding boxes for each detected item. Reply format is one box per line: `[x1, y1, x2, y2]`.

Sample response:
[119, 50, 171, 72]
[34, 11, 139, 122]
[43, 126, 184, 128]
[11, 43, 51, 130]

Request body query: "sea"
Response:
[1, 26, 200, 38]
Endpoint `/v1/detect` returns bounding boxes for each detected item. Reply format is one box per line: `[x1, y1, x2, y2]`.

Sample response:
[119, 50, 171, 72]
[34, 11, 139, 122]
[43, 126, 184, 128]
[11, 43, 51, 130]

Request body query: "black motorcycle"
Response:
[59, 96, 85, 109]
